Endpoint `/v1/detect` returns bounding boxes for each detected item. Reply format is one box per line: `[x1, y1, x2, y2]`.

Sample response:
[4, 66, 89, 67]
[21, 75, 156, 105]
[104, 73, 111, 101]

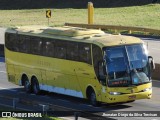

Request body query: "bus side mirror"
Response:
[148, 56, 155, 70]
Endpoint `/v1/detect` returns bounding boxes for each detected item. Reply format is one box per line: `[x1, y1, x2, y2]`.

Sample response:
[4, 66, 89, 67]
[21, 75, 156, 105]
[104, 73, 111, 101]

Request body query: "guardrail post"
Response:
[146, 42, 149, 50]
[39, 104, 49, 116]
[114, 29, 118, 34]
[88, 2, 94, 24]
[74, 112, 80, 120]
[13, 98, 19, 109]
[129, 30, 132, 34]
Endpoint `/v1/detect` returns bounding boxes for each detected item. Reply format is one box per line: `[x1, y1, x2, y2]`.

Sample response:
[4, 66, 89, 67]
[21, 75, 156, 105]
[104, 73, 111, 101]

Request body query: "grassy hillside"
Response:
[0, 4, 159, 29]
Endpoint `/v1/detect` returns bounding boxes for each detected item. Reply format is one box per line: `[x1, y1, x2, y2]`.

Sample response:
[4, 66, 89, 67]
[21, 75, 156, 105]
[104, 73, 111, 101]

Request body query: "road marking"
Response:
[40, 95, 50, 98]
[57, 99, 70, 103]
[80, 103, 90, 106]
[9, 89, 18, 92]
[0, 87, 8, 89]
[0, 87, 18, 92]
[0, 71, 6, 73]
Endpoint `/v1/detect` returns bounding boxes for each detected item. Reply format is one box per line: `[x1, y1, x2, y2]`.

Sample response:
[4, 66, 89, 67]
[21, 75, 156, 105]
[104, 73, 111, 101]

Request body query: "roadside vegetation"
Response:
[0, 4, 159, 29]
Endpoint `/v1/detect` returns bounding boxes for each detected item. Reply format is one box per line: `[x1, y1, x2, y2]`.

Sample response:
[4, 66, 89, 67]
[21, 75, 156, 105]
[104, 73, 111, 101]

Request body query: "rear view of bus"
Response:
[4, 26, 155, 106]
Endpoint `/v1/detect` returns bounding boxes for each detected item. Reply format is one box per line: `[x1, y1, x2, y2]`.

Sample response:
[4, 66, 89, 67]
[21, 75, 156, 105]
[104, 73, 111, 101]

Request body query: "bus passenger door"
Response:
[74, 63, 101, 99]
[97, 60, 108, 102]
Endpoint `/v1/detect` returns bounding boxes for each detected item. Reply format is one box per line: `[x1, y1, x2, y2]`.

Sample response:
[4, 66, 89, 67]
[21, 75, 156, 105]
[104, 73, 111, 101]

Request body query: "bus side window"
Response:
[92, 45, 103, 78]
[5, 33, 14, 51]
[55, 40, 67, 59]
[5, 33, 17, 51]
[43, 39, 54, 57]
[30, 37, 42, 55]
[78, 43, 91, 64]
[18, 35, 30, 53]
[67, 42, 79, 61]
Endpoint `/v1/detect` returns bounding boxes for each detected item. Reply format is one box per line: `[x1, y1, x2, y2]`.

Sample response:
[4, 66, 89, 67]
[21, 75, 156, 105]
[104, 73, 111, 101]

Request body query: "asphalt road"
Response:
[0, 62, 160, 120]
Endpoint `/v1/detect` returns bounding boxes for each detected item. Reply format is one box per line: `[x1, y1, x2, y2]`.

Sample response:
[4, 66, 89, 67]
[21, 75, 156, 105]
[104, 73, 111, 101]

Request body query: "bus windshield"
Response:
[105, 44, 150, 87]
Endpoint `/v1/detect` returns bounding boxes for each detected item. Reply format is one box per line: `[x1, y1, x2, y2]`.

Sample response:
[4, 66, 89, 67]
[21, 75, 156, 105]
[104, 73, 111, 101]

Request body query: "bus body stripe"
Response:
[39, 84, 84, 98]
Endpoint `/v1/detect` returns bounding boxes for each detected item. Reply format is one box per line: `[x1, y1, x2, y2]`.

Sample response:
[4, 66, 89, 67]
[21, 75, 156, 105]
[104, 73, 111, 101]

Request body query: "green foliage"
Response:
[0, 4, 159, 30]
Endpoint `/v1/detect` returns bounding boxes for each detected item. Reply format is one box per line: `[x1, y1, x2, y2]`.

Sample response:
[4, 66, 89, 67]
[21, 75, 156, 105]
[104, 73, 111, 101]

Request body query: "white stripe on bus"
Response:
[39, 84, 84, 98]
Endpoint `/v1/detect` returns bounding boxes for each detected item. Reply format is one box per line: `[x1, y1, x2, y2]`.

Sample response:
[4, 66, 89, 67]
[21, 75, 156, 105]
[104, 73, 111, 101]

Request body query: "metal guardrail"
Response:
[0, 93, 109, 120]
[65, 23, 160, 35]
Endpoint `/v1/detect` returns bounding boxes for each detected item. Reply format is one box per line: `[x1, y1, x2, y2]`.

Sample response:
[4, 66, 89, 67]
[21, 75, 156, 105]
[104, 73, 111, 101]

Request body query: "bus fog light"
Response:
[109, 92, 121, 95]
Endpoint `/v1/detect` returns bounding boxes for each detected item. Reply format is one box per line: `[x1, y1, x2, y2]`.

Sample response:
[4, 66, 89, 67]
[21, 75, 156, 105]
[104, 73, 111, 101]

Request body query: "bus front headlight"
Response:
[143, 87, 152, 92]
[109, 92, 121, 95]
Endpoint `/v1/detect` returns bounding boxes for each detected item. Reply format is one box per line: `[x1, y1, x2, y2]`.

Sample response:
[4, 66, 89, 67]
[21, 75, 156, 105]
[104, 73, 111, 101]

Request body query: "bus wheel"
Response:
[24, 80, 31, 93]
[32, 78, 40, 95]
[90, 91, 98, 106]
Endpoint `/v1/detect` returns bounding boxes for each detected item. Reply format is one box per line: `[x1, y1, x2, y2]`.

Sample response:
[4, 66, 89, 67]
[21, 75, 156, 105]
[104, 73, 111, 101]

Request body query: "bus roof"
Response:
[7, 25, 143, 47]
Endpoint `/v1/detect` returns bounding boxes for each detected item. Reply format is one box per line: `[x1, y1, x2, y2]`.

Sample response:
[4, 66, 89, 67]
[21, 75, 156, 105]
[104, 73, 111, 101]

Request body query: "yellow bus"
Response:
[5, 26, 155, 106]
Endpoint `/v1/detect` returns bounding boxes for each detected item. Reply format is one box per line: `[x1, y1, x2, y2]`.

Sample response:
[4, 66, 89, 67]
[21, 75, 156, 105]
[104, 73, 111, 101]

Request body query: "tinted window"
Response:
[5, 33, 92, 65]
[92, 44, 103, 77]
[79, 43, 91, 64]
[30, 37, 42, 55]
[67, 42, 79, 61]
[43, 39, 54, 57]
[5, 33, 17, 51]
[55, 40, 67, 59]
[17, 35, 30, 53]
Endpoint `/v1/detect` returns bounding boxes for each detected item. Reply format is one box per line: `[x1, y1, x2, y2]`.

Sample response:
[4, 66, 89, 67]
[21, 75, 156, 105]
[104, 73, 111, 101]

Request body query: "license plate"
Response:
[128, 95, 136, 99]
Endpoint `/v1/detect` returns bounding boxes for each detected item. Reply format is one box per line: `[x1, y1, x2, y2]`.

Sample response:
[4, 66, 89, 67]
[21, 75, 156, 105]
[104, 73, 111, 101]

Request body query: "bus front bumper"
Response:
[105, 90, 152, 104]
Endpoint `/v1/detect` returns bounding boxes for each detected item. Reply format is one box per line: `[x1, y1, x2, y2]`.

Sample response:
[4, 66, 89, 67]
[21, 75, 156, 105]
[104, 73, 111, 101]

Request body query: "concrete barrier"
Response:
[152, 63, 160, 80]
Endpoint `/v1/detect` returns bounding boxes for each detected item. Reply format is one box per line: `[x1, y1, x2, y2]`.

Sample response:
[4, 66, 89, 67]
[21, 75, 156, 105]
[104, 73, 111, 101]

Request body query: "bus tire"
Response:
[90, 91, 97, 106]
[32, 77, 40, 95]
[87, 87, 98, 106]
[24, 80, 31, 93]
